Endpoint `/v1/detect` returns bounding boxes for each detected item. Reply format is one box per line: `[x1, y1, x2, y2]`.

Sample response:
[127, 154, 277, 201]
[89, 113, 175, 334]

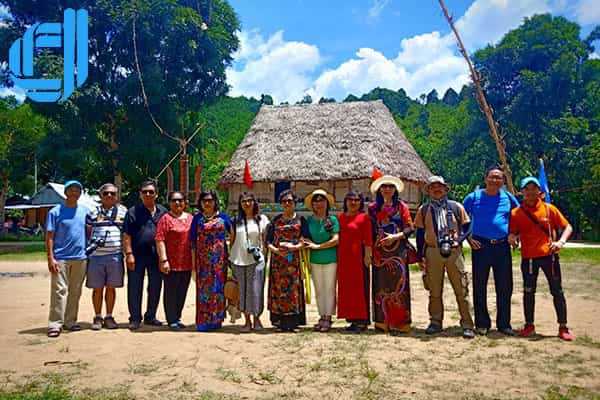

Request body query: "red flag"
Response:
[244, 160, 254, 189]
[372, 166, 384, 181]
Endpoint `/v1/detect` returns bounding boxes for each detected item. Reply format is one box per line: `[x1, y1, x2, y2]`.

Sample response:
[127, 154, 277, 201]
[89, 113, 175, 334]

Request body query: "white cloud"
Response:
[226, 30, 321, 103]
[574, 0, 600, 25]
[367, 0, 391, 21]
[226, 0, 600, 104]
[591, 52, 600, 60]
[0, 86, 26, 102]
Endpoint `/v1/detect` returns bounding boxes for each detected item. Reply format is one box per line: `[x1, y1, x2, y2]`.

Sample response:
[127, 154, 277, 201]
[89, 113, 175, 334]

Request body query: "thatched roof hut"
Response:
[219, 100, 432, 212]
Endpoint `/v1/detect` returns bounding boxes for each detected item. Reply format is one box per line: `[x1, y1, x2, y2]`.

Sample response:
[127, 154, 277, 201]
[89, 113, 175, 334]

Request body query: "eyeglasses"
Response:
[241, 199, 254, 204]
[101, 191, 117, 197]
[141, 190, 156, 195]
[201, 198, 215, 203]
[312, 197, 326, 203]
[347, 198, 361, 202]
[380, 184, 395, 189]
[281, 199, 294, 205]
[170, 198, 184, 203]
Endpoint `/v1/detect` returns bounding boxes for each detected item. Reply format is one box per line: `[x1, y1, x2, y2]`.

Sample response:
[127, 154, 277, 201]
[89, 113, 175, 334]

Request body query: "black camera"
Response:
[247, 246, 262, 262]
[86, 232, 109, 256]
[438, 234, 454, 258]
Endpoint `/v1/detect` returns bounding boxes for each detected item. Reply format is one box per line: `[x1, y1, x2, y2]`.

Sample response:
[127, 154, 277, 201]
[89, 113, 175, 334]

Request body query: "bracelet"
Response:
[160, 259, 168, 264]
[125, 252, 133, 256]
[558, 240, 566, 246]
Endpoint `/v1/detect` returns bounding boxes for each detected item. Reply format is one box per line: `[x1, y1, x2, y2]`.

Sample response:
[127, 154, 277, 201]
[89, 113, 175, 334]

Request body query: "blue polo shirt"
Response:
[463, 189, 519, 240]
[46, 204, 89, 260]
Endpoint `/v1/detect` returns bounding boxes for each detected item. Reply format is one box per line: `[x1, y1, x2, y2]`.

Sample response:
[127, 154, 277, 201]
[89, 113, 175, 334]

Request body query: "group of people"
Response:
[44, 165, 575, 341]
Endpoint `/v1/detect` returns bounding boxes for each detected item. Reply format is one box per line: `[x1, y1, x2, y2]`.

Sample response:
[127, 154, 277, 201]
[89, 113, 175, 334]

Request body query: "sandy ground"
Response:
[0, 259, 599, 400]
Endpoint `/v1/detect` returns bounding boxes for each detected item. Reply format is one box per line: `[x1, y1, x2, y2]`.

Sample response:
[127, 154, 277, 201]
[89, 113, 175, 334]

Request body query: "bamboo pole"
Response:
[437, 0, 516, 194]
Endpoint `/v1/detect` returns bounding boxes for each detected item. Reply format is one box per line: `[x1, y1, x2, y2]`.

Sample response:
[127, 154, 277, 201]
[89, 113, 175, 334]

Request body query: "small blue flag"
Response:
[538, 159, 551, 203]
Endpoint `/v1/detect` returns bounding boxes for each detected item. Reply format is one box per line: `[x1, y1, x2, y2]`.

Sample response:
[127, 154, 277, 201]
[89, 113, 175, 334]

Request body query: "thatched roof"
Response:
[219, 100, 432, 186]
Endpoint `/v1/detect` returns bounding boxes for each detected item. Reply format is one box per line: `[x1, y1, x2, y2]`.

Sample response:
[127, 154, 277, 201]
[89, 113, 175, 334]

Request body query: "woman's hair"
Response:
[236, 192, 260, 226]
[343, 191, 365, 212]
[198, 190, 219, 213]
[278, 189, 297, 203]
[167, 191, 186, 202]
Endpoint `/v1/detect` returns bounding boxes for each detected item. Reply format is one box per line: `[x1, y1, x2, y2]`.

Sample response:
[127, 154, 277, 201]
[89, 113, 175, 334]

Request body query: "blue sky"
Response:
[226, 0, 600, 103]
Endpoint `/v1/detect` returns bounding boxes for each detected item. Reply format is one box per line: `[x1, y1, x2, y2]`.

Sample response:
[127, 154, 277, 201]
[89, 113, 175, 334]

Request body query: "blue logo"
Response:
[8, 9, 88, 103]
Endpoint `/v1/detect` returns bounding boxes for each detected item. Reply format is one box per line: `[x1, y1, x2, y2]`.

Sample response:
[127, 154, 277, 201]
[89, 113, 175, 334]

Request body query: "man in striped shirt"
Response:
[86, 183, 128, 330]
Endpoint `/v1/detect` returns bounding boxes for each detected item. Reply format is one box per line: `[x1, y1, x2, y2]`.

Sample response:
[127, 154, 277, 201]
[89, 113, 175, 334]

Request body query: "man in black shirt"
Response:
[123, 181, 167, 330]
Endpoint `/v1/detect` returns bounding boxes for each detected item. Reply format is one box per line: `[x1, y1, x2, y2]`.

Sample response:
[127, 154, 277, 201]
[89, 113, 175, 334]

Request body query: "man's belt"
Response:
[472, 235, 508, 245]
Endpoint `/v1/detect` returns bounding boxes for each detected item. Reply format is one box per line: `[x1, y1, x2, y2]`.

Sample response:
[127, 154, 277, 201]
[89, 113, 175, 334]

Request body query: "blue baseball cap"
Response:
[520, 176, 541, 190]
[64, 180, 83, 193]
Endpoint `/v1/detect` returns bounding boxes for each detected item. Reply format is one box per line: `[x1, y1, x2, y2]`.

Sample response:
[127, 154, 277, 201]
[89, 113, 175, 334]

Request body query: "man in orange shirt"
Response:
[508, 177, 574, 340]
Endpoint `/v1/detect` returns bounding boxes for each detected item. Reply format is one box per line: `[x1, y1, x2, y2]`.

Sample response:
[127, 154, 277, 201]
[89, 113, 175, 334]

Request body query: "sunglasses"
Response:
[347, 198, 361, 202]
[380, 184, 395, 189]
[281, 199, 294, 205]
[101, 191, 117, 197]
[312, 196, 326, 203]
[141, 190, 156, 195]
[170, 198, 184, 203]
[201, 198, 215, 203]
[241, 199, 254, 204]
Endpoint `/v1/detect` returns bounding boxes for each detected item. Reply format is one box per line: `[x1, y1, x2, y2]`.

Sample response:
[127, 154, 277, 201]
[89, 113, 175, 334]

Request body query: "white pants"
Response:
[311, 263, 337, 316]
[48, 259, 87, 330]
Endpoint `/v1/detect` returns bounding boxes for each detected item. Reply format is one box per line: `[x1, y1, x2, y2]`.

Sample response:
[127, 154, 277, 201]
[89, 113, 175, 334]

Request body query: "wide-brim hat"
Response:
[304, 189, 335, 209]
[370, 175, 404, 195]
[64, 180, 83, 193]
[424, 175, 450, 192]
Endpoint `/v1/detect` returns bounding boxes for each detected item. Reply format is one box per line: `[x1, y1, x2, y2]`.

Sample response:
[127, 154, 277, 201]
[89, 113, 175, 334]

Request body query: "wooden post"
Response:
[437, 0, 516, 194]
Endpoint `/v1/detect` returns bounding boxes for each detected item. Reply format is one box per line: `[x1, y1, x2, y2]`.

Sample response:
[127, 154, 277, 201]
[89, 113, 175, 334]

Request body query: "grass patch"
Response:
[575, 335, 600, 350]
[543, 385, 600, 400]
[460, 247, 600, 266]
[0, 234, 44, 242]
[215, 367, 242, 384]
[0, 243, 46, 261]
[126, 360, 159, 376]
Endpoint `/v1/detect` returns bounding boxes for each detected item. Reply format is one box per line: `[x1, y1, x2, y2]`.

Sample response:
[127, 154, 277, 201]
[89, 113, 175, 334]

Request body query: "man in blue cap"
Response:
[45, 180, 90, 338]
[508, 177, 574, 340]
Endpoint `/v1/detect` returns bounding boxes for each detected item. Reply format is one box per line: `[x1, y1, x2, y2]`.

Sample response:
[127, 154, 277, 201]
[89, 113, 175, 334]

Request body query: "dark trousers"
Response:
[521, 255, 567, 325]
[127, 257, 163, 323]
[472, 240, 513, 329]
[163, 270, 192, 324]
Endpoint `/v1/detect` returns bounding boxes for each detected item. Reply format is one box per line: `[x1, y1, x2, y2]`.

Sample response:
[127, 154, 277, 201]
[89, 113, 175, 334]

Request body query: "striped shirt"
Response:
[86, 204, 127, 257]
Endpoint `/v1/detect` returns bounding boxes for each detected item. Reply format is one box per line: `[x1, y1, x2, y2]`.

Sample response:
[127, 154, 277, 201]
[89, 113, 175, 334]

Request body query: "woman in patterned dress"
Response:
[368, 176, 414, 333]
[190, 190, 233, 332]
[266, 190, 308, 332]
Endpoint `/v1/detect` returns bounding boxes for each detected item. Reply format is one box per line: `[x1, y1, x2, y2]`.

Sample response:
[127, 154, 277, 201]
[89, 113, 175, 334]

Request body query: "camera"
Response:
[247, 246, 262, 262]
[86, 235, 107, 256]
[438, 234, 455, 258]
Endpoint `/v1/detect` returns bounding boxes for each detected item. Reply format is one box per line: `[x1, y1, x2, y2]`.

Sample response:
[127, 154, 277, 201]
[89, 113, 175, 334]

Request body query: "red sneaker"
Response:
[558, 327, 575, 341]
[519, 324, 536, 337]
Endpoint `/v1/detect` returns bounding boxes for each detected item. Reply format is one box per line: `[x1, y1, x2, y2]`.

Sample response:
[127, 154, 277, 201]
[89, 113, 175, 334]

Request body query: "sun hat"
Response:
[304, 189, 335, 209]
[370, 175, 404, 195]
[63, 180, 83, 194]
[424, 175, 450, 191]
[520, 176, 541, 190]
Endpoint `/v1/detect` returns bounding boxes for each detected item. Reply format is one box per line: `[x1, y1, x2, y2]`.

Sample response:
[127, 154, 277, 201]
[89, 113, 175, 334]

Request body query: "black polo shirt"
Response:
[123, 203, 167, 262]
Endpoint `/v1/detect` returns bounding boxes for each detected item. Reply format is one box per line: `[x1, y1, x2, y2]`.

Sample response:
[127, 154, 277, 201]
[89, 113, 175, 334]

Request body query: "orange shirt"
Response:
[510, 200, 569, 259]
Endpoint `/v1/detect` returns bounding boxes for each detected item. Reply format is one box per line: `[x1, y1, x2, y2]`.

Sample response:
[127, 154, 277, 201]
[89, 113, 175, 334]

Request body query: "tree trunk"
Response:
[0, 173, 9, 235]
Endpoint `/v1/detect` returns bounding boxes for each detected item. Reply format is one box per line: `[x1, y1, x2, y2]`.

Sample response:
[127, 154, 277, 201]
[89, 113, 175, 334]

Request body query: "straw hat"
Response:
[304, 189, 336, 209]
[370, 175, 404, 195]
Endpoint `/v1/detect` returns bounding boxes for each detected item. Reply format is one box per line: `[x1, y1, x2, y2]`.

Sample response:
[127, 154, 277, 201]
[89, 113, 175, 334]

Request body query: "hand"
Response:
[303, 240, 319, 250]
[468, 237, 482, 250]
[549, 240, 565, 253]
[418, 260, 427, 272]
[508, 234, 519, 248]
[159, 261, 170, 274]
[126, 254, 135, 271]
[363, 253, 372, 267]
[270, 246, 283, 256]
[379, 232, 399, 246]
[47, 257, 60, 274]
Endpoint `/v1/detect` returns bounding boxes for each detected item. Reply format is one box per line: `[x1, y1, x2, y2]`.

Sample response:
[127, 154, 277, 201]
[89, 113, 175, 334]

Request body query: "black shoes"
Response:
[475, 327, 489, 336]
[143, 318, 163, 327]
[425, 323, 443, 335]
[463, 328, 475, 339]
[498, 327, 517, 336]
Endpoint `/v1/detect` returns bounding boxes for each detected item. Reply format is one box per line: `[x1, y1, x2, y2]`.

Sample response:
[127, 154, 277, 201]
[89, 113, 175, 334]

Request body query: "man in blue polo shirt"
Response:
[463, 166, 519, 336]
[45, 180, 89, 338]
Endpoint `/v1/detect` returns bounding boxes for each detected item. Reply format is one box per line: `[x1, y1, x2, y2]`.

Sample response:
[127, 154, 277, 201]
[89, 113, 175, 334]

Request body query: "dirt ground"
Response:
[0, 259, 599, 400]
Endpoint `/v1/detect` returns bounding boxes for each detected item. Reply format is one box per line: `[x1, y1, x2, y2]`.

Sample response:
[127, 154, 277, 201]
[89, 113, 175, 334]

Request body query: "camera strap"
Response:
[243, 215, 262, 248]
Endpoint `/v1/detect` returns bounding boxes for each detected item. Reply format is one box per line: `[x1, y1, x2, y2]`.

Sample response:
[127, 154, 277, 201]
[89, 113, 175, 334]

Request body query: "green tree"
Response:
[0, 97, 49, 232]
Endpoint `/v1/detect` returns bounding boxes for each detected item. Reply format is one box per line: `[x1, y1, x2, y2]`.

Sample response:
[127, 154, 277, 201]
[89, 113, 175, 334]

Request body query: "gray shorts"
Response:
[86, 253, 124, 289]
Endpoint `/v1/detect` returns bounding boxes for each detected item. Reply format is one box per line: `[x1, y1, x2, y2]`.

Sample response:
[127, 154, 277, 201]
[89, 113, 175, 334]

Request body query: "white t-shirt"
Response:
[229, 215, 270, 266]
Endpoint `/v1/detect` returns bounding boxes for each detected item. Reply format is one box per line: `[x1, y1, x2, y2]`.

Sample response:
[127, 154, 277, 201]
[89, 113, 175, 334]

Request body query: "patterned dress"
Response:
[368, 201, 413, 331]
[190, 212, 232, 331]
[266, 214, 307, 330]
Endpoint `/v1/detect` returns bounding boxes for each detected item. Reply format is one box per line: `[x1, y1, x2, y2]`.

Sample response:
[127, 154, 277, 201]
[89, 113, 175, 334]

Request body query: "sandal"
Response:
[313, 318, 324, 332]
[319, 318, 332, 333]
[47, 328, 61, 338]
[240, 324, 252, 333]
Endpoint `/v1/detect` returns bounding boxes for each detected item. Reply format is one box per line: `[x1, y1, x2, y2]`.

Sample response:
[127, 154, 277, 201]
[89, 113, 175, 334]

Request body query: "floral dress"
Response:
[266, 214, 307, 330]
[190, 212, 232, 331]
[368, 201, 413, 331]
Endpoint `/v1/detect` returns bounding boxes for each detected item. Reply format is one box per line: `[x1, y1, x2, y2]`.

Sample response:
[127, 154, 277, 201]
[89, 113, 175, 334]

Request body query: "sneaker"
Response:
[425, 323, 442, 335]
[475, 327, 489, 336]
[103, 316, 118, 330]
[128, 321, 141, 331]
[91, 316, 103, 331]
[67, 324, 82, 332]
[176, 321, 186, 329]
[143, 318, 163, 327]
[463, 328, 475, 339]
[498, 327, 517, 337]
[558, 327, 575, 341]
[169, 322, 181, 331]
[519, 324, 536, 337]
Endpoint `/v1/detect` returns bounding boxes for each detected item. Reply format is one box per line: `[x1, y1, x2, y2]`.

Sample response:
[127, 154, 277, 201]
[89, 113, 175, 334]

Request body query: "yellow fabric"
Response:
[300, 248, 312, 303]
